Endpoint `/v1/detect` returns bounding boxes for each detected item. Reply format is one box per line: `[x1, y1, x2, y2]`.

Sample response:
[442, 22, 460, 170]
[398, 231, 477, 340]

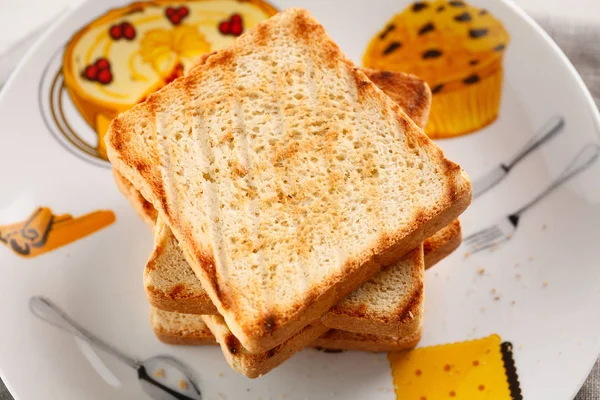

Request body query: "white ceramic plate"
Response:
[1, 0, 600, 399]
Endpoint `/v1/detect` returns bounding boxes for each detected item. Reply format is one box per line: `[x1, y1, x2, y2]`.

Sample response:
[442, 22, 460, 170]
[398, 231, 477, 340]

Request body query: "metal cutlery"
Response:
[465, 143, 600, 254]
[472, 115, 565, 199]
[30, 296, 201, 400]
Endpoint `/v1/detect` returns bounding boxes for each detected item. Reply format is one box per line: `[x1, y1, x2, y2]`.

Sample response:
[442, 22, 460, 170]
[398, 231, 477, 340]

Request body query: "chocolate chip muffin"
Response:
[363, 0, 510, 138]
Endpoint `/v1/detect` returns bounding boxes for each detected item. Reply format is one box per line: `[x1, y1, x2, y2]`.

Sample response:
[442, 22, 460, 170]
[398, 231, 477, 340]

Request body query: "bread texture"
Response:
[320, 246, 423, 337]
[201, 314, 329, 378]
[424, 219, 462, 268]
[144, 218, 460, 338]
[116, 166, 461, 334]
[107, 8, 471, 353]
[150, 307, 215, 346]
[113, 168, 157, 229]
[150, 307, 422, 356]
[361, 68, 431, 130]
[312, 327, 422, 353]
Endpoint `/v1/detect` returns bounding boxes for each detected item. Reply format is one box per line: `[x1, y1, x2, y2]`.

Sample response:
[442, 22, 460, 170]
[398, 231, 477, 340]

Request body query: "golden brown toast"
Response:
[107, 9, 471, 353]
[112, 64, 460, 337]
[115, 156, 461, 337]
[150, 307, 421, 377]
[111, 59, 462, 337]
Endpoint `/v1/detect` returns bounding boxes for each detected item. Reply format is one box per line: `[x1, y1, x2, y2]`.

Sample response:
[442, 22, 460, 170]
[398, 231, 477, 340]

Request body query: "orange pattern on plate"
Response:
[0, 207, 115, 258]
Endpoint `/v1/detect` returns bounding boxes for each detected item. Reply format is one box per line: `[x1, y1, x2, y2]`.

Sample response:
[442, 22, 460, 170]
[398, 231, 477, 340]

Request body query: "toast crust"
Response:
[424, 219, 462, 268]
[118, 167, 460, 336]
[312, 327, 422, 353]
[201, 315, 329, 378]
[112, 168, 157, 229]
[107, 9, 471, 353]
[150, 307, 422, 353]
[150, 307, 216, 346]
[321, 247, 423, 338]
[361, 69, 432, 130]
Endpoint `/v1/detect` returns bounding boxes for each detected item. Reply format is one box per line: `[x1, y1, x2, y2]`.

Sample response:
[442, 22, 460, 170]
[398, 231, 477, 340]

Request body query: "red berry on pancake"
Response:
[97, 69, 113, 85]
[231, 22, 243, 36]
[179, 6, 189, 17]
[109, 24, 122, 40]
[84, 65, 99, 81]
[170, 14, 181, 25]
[95, 58, 110, 70]
[231, 14, 242, 24]
[166, 7, 176, 17]
[219, 21, 231, 34]
[122, 22, 136, 40]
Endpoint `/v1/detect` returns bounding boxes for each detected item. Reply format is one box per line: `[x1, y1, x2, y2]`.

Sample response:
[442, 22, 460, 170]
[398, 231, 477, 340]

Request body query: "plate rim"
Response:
[0, 0, 599, 399]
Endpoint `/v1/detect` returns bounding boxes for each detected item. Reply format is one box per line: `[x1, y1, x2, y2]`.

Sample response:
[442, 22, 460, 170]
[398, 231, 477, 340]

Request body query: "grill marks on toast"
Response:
[107, 9, 472, 353]
[345, 67, 386, 258]
[187, 74, 233, 310]
[321, 246, 424, 337]
[229, 55, 277, 334]
[201, 314, 330, 378]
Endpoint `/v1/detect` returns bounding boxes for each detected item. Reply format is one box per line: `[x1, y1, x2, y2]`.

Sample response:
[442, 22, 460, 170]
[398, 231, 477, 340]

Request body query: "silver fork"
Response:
[464, 143, 600, 254]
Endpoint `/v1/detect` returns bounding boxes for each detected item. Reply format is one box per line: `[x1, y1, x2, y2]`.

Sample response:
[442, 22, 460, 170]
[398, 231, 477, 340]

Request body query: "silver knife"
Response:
[472, 115, 565, 199]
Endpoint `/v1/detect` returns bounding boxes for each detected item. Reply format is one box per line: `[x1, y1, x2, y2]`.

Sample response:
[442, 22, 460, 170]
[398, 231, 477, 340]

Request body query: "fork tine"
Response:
[469, 235, 507, 254]
[467, 229, 504, 253]
[464, 225, 501, 244]
[468, 226, 502, 246]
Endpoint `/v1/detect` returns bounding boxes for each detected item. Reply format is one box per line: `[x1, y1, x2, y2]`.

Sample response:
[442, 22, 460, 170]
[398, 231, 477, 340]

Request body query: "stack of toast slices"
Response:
[107, 9, 471, 378]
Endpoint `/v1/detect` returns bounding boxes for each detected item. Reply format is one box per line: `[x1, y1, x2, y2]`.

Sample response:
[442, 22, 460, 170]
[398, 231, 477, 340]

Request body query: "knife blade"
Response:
[471, 115, 565, 200]
[472, 164, 509, 199]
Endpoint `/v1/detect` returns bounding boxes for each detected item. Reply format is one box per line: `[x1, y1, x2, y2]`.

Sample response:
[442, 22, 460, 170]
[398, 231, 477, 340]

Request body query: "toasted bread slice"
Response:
[114, 60, 461, 336]
[112, 65, 433, 229]
[113, 168, 157, 230]
[312, 327, 422, 353]
[201, 314, 329, 378]
[150, 307, 216, 346]
[107, 8, 471, 352]
[150, 307, 421, 358]
[145, 221, 459, 338]
[116, 168, 462, 334]
[115, 65, 438, 318]
[424, 219, 462, 267]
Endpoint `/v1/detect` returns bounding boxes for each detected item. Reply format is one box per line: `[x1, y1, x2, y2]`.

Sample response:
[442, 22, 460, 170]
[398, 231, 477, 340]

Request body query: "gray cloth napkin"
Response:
[0, 12, 599, 400]
[534, 15, 600, 398]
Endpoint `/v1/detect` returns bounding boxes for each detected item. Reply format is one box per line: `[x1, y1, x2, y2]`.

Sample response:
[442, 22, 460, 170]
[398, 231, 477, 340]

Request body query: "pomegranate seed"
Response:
[109, 24, 122, 40]
[170, 14, 181, 25]
[97, 69, 113, 84]
[95, 58, 110, 70]
[166, 7, 175, 17]
[122, 22, 136, 40]
[84, 65, 99, 81]
[231, 14, 242, 24]
[219, 21, 231, 34]
[231, 23, 243, 36]
[179, 7, 189, 17]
